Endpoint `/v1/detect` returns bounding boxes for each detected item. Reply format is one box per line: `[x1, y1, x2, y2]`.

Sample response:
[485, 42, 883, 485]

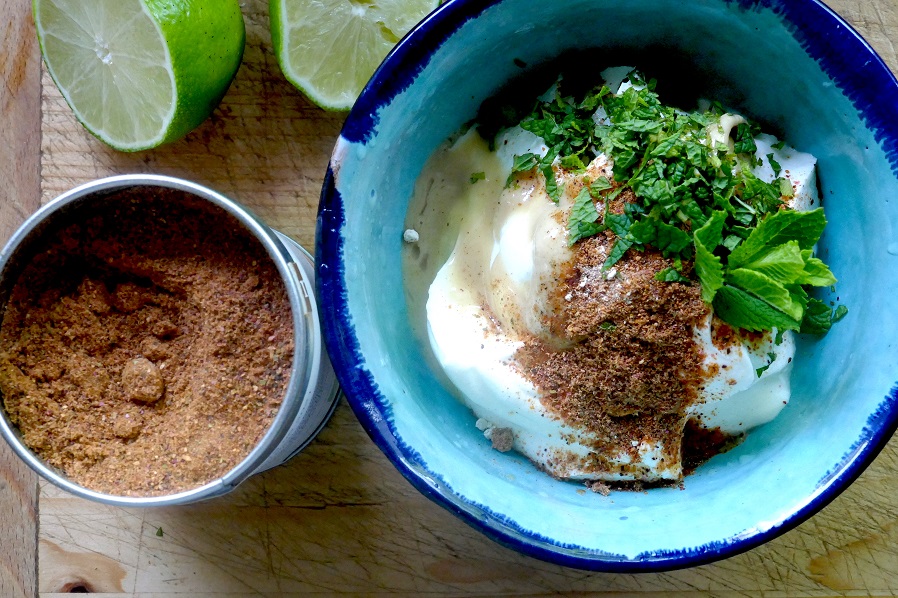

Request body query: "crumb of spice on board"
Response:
[0, 189, 293, 496]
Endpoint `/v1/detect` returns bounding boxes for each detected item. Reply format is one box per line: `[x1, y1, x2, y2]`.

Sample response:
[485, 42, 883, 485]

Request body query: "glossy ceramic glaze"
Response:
[317, 0, 898, 570]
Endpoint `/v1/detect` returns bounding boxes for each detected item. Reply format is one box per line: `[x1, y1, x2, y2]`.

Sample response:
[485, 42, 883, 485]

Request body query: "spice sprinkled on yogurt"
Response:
[403, 68, 844, 483]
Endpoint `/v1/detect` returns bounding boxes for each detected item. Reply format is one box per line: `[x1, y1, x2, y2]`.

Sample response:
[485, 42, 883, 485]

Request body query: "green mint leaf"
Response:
[470, 172, 486, 184]
[772, 139, 786, 150]
[507, 153, 539, 186]
[605, 212, 632, 238]
[723, 234, 742, 251]
[694, 211, 727, 303]
[800, 297, 834, 334]
[511, 153, 539, 173]
[712, 285, 801, 332]
[738, 168, 783, 214]
[542, 164, 563, 203]
[755, 351, 778, 378]
[615, 119, 665, 133]
[678, 199, 707, 229]
[521, 115, 562, 142]
[599, 321, 617, 331]
[628, 217, 692, 255]
[778, 177, 795, 198]
[694, 209, 726, 250]
[568, 187, 606, 245]
[774, 328, 785, 345]
[570, 187, 599, 222]
[727, 268, 805, 320]
[603, 237, 633, 270]
[589, 176, 614, 196]
[655, 267, 691, 283]
[649, 132, 681, 158]
[728, 208, 827, 269]
[833, 304, 848, 322]
[733, 122, 757, 154]
[560, 154, 587, 172]
[696, 241, 724, 303]
[740, 240, 805, 284]
[798, 250, 838, 286]
[767, 153, 782, 178]
[632, 177, 675, 207]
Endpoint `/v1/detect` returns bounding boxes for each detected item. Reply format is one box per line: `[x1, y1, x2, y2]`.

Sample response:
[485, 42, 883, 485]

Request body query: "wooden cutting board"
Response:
[1, 0, 898, 595]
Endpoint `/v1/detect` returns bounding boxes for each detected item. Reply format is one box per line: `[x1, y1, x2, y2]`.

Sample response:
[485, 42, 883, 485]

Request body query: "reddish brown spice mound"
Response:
[516, 223, 711, 474]
[0, 189, 293, 496]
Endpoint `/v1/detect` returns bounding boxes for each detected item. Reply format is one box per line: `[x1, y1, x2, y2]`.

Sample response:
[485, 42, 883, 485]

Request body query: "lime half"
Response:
[34, 0, 246, 151]
[270, 0, 439, 111]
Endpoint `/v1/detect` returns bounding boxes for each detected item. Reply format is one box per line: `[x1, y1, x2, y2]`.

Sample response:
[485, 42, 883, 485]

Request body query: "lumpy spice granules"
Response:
[0, 189, 293, 496]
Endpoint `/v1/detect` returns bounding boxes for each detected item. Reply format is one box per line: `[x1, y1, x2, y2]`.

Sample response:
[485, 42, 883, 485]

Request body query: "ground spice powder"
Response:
[0, 189, 293, 496]
[516, 199, 712, 478]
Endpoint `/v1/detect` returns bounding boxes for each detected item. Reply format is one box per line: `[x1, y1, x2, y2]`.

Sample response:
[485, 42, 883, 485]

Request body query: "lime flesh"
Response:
[34, 0, 245, 151]
[271, 0, 439, 110]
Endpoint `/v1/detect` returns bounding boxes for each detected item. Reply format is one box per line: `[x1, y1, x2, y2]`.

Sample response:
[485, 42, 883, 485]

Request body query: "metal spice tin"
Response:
[0, 175, 340, 506]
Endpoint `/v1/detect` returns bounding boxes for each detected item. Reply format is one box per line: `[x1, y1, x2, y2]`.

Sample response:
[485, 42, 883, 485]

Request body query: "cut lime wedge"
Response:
[34, 0, 245, 151]
[270, 0, 439, 111]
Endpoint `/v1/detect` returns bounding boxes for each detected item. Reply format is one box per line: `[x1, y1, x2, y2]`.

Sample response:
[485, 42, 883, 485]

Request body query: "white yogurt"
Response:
[403, 81, 820, 482]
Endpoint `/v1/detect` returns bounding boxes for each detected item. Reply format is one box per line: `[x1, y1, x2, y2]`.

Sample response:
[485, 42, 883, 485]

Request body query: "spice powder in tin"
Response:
[0, 189, 294, 496]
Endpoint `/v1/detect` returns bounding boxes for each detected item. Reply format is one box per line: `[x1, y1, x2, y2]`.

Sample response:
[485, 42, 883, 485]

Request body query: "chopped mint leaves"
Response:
[470, 171, 486, 184]
[487, 71, 842, 334]
[589, 176, 614, 196]
[733, 123, 758, 155]
[779, 177, 795, 198]
[755, 351, 778, 378]
[507, 153, 539, 186]
[767, 153, 782, 178]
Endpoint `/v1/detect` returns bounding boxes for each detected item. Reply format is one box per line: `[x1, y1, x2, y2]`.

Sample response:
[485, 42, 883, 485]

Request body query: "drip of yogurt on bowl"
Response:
[403, 71, 820, 482]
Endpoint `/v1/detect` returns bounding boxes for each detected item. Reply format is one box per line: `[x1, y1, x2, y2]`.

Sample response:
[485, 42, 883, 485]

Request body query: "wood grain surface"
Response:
[0, 0, 41, 597]
[0, 0, 897, 596]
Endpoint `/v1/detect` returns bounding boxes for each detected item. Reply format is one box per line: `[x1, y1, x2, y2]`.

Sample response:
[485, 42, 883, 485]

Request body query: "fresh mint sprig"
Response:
[699, 209, 836, 331]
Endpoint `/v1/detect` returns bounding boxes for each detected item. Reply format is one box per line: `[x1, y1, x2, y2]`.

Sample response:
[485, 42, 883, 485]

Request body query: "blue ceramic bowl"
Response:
[317, 0, 898, 570]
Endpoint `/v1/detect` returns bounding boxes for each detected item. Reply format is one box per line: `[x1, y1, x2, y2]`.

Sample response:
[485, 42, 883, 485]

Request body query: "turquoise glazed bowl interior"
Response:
[317, 0, 898, 570]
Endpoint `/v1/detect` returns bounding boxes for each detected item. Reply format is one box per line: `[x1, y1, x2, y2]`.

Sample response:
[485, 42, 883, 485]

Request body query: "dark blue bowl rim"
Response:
[316, 0, 898, 572]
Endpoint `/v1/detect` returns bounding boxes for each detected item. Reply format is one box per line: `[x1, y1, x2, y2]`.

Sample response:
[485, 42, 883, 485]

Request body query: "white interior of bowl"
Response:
[329, 0, 898, 560]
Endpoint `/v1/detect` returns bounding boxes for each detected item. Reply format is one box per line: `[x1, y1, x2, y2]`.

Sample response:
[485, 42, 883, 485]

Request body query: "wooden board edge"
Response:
[0, 0, 43, 597]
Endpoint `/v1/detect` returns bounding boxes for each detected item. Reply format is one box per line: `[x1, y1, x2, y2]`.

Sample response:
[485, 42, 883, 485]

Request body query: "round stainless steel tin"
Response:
[0, 174, 340, 506]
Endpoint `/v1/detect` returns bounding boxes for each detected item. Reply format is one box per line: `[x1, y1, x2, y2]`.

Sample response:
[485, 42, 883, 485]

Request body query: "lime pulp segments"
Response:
[34, 0, 245, 151]
[270, 0, 439, 110]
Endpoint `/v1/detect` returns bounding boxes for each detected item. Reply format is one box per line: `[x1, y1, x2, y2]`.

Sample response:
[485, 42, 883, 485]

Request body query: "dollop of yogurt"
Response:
[403, 78, 820, 482]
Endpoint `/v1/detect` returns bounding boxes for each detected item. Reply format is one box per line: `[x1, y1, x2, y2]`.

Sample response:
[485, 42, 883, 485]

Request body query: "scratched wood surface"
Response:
[0, 0, 896, 595]
[0, 0, 41, 597]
